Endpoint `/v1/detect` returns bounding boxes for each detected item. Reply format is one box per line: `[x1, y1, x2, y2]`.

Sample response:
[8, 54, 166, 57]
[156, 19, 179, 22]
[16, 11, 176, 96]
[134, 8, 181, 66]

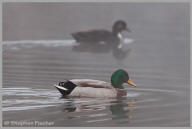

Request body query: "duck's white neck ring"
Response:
[117, 33, 124, 49]
[117, 33, 123, 40]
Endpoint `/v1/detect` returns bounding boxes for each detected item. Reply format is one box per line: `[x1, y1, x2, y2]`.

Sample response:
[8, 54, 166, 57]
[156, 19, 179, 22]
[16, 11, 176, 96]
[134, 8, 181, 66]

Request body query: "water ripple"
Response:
[2, 86, 177, 113]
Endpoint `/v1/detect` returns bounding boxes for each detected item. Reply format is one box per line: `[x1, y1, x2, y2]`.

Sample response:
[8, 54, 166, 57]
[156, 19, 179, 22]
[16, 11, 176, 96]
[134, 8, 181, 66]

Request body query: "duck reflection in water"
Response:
[71, 20, 133, 60]
[61, 97, 136, 122]
[110, 99, 136, 122]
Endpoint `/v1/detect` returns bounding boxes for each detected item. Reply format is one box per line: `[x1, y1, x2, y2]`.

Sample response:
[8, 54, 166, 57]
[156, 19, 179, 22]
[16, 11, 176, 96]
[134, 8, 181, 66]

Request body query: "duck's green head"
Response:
[111, 69, 136, 89]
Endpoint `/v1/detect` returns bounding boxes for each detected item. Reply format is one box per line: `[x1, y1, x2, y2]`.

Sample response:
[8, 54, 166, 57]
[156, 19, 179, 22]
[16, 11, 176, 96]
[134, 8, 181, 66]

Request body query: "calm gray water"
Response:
[2, 3, 190, 127]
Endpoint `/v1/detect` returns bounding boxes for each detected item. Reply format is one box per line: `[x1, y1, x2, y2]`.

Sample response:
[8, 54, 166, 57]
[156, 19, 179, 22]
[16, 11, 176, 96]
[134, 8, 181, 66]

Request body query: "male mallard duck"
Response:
[71, 20, 131, 45]
[54, 69, 136, 98]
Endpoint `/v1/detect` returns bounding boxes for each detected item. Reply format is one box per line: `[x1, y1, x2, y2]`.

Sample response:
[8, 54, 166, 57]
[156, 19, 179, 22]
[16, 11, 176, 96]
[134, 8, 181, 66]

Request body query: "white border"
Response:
[1, 0, 191, 128]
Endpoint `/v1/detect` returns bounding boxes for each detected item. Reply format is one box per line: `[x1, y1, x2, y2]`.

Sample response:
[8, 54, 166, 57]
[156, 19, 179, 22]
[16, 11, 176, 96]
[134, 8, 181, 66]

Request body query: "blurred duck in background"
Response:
[71, 20, 132, 49]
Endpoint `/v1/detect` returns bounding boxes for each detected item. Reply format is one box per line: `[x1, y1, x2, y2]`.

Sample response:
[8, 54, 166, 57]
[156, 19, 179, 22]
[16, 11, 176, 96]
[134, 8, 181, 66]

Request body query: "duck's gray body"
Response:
[69, 86, 117, 98]
[54, 79, 118, 98]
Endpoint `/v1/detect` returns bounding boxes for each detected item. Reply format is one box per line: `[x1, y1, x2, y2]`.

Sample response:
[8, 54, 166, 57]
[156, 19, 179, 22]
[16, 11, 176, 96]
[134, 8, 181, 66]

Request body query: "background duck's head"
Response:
[111, 69, 136, 89]
[112, 20, 131, 35]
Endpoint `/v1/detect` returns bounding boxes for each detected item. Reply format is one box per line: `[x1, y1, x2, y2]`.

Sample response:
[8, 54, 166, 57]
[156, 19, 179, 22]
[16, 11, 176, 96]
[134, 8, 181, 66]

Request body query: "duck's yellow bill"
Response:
[127, 79, 136, 87]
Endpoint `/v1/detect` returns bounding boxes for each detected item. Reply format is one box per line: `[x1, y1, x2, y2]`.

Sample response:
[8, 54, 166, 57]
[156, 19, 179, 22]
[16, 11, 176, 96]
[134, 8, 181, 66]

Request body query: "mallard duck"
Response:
[54, 69, 136, 98]
[71, 20, 131, 45]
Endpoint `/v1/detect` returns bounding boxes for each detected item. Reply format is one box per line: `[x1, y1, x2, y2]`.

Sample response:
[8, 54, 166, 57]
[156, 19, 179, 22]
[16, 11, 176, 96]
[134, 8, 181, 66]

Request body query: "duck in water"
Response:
[54, 69, 136, 98]
[71, 20, 131, 49]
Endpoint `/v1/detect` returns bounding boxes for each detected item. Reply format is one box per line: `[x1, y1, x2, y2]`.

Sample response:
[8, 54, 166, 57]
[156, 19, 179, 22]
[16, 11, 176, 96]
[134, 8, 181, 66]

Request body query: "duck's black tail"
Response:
[54, 81, 76, 96]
